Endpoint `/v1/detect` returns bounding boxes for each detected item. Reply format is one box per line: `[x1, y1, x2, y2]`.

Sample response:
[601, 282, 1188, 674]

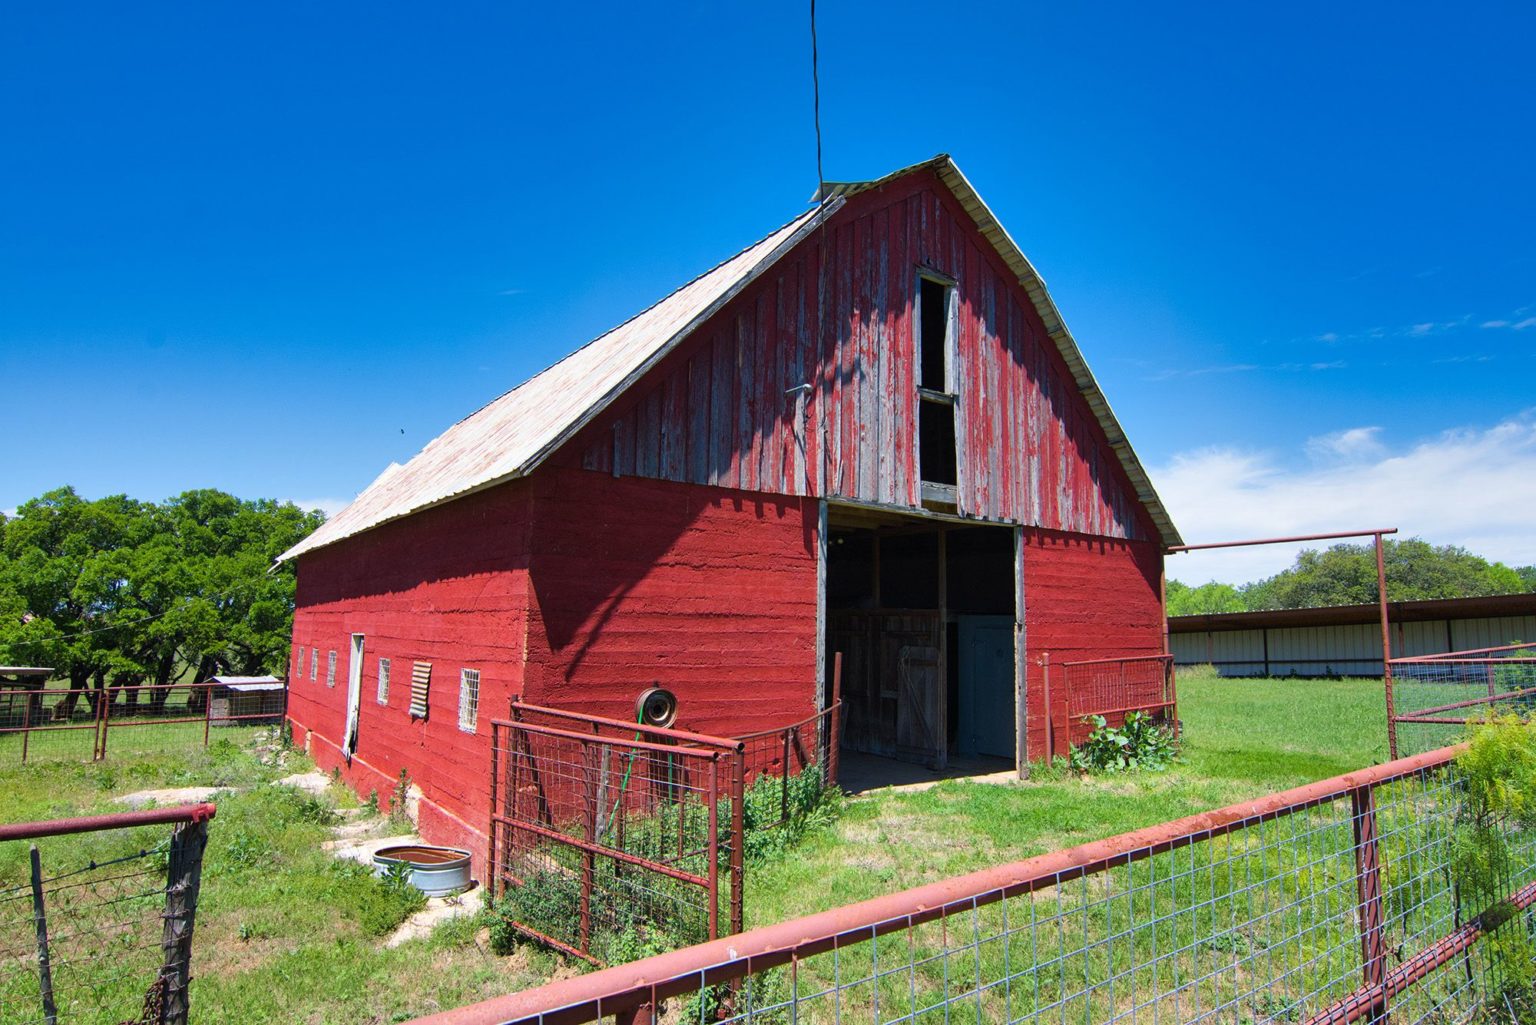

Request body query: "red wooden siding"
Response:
[1020, 527, 1165, 760]
[288, 480, 535, 858]
[579, 170, 1153, 542]
[522, 463, 820, 738]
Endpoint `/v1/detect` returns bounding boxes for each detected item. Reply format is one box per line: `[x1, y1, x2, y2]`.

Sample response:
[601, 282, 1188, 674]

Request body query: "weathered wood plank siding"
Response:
[578, 170, 1153, 541]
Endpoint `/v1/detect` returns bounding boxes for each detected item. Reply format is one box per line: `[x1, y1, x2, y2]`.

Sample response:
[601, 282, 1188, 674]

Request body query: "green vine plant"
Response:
[1452, 714, 1536, 1017]
[1069, 711, 1179, 774]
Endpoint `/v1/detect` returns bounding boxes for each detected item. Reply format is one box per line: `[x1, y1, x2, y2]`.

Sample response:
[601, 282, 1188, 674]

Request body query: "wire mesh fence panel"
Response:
[409, 745, 1536, 1025]
[0, 681, 287, 764]
[489, 709, 741, 964]
[0, 805, 212, 1025]
[1046, 654, 1176, 757]
[734, 704, 840, 835]
[1390, 642, 1536, 757]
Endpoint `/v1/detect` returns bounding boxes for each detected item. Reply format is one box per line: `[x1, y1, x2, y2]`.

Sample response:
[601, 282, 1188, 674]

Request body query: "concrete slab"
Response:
[115, 786, 233, 809]
[384, 886, 486, 948]
[275, 771, 332, 797]
[837, 751, 1018, 796]
[325, 832, 422, 864]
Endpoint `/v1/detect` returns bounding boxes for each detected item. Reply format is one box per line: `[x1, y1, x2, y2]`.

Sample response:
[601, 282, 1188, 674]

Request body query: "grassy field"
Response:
[0, 670, 1402, 1024]
[746, 668, 1393, 926]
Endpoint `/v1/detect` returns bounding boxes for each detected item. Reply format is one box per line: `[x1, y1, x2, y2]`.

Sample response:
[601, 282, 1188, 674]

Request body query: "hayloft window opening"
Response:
[310, 648, 319, 681]
[458, 668, 480, 733]
[377, 657, 391, 706]
[326, 650, 337, 688]
[916, 272, 958, 492]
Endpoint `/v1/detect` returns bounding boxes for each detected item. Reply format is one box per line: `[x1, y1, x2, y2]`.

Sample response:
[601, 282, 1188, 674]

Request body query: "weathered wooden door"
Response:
[896, 644, 943, 767]
[957, 616, 1015, 758]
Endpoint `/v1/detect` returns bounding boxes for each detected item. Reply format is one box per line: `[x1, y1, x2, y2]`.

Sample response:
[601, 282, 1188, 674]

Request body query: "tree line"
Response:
[1168, 539, 1536, 617]
[0, 487, 323, 711]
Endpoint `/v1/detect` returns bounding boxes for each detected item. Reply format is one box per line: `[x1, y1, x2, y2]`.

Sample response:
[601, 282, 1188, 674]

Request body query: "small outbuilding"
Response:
[204, 676, 286, 727]
[281, 155, 1182, 861]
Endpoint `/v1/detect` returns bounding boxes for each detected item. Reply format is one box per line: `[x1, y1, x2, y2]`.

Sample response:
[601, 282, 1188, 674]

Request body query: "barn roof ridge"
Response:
[282, 156, 1179, 561]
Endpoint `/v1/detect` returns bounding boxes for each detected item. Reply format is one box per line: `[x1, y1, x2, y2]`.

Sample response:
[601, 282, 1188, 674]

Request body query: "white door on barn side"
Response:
[344, 633, 364, 762]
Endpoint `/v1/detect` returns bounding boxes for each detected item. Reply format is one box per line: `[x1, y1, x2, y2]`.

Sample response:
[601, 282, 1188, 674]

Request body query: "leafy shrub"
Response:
[264, 784, 340, 827]
[1452, 715, 1536, 1007]
[356, 860, 427, 937]
[488, 869, 582, 954]
[1069, 712, 1177, 774]
[736, 767, 839, 864]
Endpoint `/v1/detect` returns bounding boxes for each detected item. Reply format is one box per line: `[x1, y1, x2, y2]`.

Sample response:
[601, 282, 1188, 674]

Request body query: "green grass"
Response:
[746, 668, 1394, 927]
[0, 671, 1416, 1024]
[0, 733, 554, 1025]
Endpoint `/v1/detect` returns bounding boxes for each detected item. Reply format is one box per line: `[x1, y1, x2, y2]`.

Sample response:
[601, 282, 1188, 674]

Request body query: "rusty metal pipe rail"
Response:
[0, 802, 217, 842]
[509, 701, 744, 752]
[1055, 653, 1174, 668]
[1393, 641, 1536, 662]
[731, 702, 841, 743]
[409, 745, 1463, 1025]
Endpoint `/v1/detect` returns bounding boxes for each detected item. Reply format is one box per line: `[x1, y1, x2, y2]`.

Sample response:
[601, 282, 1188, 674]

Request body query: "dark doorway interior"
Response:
[825, 512, 1015, 768]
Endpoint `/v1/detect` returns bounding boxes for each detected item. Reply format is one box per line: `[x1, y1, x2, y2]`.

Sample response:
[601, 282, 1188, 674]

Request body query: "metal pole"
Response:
[1041, 652, 1054, 759]
[30, 845, 58, 1025]
[579, 742, 596, 955]
[203, 684, 212, 749]
[1350, 785, 1389, 1024]
[827, 652, 843, 789]
[1376, 532, 1398, 760]
[730, 747, 745, 938]
[21, 685, 32, 764]
[706, 756, 719, 940]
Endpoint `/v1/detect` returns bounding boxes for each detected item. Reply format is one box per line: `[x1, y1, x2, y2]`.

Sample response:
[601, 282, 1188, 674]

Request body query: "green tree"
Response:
[1236, 538, 1526, 610]
[1166, 580, 1247, 616]
[1517, 565, 1536, 591]
[0, 487, 324, 707]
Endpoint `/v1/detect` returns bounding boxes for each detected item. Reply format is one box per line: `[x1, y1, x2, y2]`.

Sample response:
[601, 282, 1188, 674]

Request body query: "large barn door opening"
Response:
[824, 509, 1015, 772]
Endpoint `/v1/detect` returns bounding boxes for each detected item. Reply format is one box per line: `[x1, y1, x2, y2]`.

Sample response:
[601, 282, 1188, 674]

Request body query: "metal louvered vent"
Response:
[409, 661, 431, 719]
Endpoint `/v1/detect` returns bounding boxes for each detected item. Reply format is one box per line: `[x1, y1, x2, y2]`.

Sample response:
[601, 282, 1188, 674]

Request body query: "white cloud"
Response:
[1482, 320, 1510, 329]
[1152, 413, 1536, 584]
[283, 496, 351, 519]
[1305, 426, 1385, 462]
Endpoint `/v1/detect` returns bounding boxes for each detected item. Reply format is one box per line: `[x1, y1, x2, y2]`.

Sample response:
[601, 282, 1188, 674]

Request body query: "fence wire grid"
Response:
[1044, 654, 1178, 758]
[411, 744, 1536, 1025]
[0, 680, 286, 764]
[488, 703, 839, 966]
[1391, 642, 1536, 758]
[0, 805, 212, 1025]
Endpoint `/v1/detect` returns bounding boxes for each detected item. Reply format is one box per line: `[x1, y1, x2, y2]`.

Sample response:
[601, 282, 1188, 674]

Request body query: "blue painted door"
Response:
[957, 616, 1016, 758]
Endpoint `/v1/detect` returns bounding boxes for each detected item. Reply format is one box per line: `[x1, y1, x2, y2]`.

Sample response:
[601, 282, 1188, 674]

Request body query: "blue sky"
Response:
[3, 2, 1532, 583]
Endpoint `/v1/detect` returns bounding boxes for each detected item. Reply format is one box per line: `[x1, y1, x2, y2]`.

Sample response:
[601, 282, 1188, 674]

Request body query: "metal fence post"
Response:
[827, 652, 843, 789]
[1041, 652, 1054, 759]
[707, 756, 720, 940]
[1351, 783, 1389, 1024]
[730, 746, 745, 939]
[580, 741, 597, 956]
[160, 813, 209, 1025]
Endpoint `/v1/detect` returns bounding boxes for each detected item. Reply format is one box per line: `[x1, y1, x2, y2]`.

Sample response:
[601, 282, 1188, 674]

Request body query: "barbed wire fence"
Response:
[0, 804, 213, 1025]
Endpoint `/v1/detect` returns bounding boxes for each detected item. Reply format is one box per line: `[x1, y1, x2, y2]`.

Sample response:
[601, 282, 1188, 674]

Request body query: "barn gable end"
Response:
[569, 167, 1159, 542]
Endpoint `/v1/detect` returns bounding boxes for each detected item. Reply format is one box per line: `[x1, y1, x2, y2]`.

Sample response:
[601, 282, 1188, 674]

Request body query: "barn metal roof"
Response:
[282, 156, 1180, 561]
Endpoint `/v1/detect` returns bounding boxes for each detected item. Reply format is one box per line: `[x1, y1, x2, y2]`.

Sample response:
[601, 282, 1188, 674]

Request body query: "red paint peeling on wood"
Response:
[576, 170, 1154, 542]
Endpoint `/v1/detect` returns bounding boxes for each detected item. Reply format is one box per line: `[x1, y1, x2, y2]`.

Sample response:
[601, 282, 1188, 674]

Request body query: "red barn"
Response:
[281, 155, 1181, 855]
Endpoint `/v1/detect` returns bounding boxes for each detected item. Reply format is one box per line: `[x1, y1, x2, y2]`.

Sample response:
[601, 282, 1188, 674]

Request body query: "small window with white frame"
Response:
[377, 657, 391, 706]
[458, 668, 480, 733]
[326, 650, 337, 688]
[310, 647, 319, 680]
[296, 646, 305, 681]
